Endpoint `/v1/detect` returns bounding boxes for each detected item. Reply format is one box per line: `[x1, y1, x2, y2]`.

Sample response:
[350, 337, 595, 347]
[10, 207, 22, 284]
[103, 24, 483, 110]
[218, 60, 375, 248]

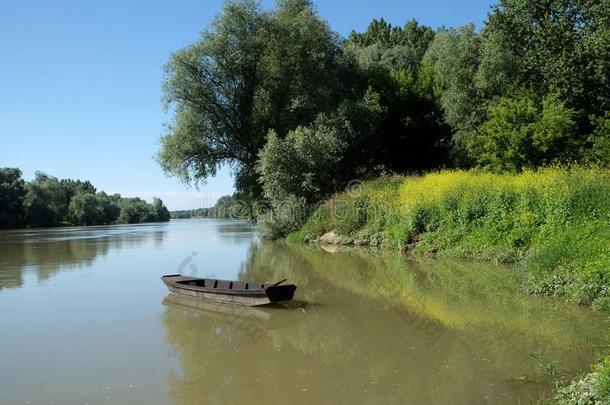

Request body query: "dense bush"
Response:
[289, 167, 610, 311]
[0, 168, 26, 228]
[469, 92, 577, 171]
[589, 112, 610, 165]
[118, 197, 170, 224]
[259, 194, 308, 240]
[423, 0, 610, 168]
[69, 193, 111, 226]
[256, 94, 386, 237]
[556, 357, 610, 404]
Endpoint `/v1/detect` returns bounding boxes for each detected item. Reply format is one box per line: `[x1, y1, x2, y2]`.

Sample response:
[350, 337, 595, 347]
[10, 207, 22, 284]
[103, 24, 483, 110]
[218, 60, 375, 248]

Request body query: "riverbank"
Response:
[554, 356, 610, 405]
[288, 167, 610, 312]
[287, 167, 610, 402]
[554, 357, 610, 404]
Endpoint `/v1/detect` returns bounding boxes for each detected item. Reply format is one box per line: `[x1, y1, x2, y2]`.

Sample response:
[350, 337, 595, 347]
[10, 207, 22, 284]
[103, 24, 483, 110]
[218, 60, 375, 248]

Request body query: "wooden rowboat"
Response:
[161, 274, 297, 307]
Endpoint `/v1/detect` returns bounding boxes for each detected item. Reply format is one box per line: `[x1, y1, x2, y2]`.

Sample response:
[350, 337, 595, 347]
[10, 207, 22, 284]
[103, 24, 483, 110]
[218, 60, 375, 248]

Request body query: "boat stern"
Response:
[265, 284, 297, 303]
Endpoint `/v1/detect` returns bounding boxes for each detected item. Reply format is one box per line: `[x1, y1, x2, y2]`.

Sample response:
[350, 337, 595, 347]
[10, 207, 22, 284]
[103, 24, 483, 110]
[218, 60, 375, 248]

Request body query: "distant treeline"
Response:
[170, 195, 249, 219]
[0, 168, 170, 229]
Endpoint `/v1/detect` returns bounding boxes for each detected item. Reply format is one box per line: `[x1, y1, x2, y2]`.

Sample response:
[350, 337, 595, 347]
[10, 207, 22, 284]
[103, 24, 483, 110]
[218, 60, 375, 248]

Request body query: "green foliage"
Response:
[588, 112, 610, 164]
[469, 92, 577, 171]
[256, 122, 342, 237]
[486, 0, 610, 127]
[158, 2, 453, 211]
[526, 223, 610, 310]
[256, 91, 388, 236]
[152, 197, 171, 222]
[23, 172, 74, 227]
[475, 29, 517, 100]
[259, 194, 307, 239]
[332, 193, 371, 236]
[0, 168, 170, 228]
[346, 19, 450, 173]
[208, 194, 250, 219]
[423, 24, 484, 141]
[68, 192, 125, 226]
[556, 357, 610, 404]
[170, 209, 199, 219]
[157, 0, 610, 245]
[69, 193, 106, 226]
[169, 194, 253, 219]
[347, 18, 435, 65]
[158, 0, 347, 197]
[0, 168, 26, 228]
[290, 168, 610, 310]
[117, 197, 163, 224]
[288, 176, 404, 245]
[422, 0, 610, 165]
[258, 122, 344, 203]
[257, 13, 450, 237]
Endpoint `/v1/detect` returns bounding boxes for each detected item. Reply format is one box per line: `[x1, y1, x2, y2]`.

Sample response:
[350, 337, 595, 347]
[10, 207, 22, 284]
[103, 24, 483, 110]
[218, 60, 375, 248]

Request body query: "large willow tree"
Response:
[158, 0, 348, 198]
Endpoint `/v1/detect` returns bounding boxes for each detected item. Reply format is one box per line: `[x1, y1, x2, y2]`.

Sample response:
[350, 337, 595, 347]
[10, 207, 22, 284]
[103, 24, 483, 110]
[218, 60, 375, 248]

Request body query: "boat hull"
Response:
[161, 275, 296, 307]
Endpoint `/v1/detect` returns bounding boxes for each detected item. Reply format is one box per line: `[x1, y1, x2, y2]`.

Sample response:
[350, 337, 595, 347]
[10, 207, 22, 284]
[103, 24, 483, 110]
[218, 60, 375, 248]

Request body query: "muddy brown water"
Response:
[1, 219, 609, 404]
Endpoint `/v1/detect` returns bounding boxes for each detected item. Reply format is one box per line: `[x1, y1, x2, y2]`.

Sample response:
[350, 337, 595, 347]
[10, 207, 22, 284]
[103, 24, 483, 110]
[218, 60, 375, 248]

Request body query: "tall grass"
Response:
[288, 167, 610, 311]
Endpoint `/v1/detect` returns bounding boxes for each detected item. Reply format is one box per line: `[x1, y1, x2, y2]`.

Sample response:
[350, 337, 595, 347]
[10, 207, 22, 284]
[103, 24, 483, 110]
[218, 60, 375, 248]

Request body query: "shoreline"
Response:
[286, 167, 610, 403]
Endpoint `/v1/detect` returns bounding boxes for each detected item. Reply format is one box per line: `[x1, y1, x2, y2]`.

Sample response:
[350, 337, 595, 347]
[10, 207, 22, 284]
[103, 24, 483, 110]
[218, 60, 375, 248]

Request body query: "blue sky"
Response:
[0, 0, 494, 210]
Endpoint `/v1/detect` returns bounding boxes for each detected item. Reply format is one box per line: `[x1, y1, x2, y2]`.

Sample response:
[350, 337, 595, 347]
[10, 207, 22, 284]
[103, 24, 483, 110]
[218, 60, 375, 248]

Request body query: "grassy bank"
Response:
[288, 167, 610, 311]
[555, 357, 610, 404]
[288, 167, 610, 402]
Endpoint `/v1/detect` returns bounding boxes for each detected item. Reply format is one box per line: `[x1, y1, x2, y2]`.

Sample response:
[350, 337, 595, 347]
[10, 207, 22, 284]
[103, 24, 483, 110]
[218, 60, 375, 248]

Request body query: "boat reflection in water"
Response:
[162, 294, 271, 344]
[162, 293, 307, 344]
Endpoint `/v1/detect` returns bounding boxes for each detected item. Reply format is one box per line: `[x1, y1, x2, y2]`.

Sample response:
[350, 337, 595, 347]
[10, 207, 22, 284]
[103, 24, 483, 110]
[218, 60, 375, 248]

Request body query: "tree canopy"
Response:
[157, 0, 610, 235]
[0, 168, 171, 229]
[426, 0, 610, 165]
[0, 168, 26, 228]
[158, 0, 347, 198]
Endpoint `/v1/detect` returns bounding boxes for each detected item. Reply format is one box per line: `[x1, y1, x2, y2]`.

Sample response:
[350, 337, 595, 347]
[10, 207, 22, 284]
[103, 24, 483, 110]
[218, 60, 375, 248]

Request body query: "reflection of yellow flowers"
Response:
[288, 244, 610, 363]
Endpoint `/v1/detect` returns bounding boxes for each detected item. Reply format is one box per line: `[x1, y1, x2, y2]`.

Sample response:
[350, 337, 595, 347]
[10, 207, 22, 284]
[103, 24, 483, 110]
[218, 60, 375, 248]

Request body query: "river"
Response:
[1, 219, 609, 404]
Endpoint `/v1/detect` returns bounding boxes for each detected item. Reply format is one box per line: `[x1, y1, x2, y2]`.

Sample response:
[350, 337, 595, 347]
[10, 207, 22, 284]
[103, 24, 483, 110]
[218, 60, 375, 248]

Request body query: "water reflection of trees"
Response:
[161, 285, 466, 404]
[278, 244, 610, 375]
[159, 241, 610, 404]
[214, 220, 257, 244]
[0, 225, 167, 290]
